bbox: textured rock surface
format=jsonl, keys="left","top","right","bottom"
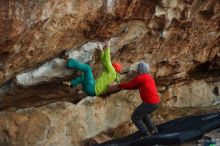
{"left": 0, "top": 0, "right": 220, "bottom": 145}
{"left": 15, "top": 42, "right": 100, "bottom": 87}
{"left": 0, "top": 91, "right": 141, "bottom": 146}
{"left": 1, "top": 94, "right": 220, "bottom": 146}
{"left": 0, "top": 0, "right": 219, "bottom": 109}
{"left": 161, "top": 80, "right": 220, "bottom": 107}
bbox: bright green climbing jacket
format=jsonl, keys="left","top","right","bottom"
{"left": 95, "top": 47, "right": 119, "bottom": 96}
{"left": 67, "top": 47, "right": 119, "bottom": 96}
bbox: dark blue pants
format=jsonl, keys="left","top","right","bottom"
{"left": 131, "top": 103, "right": 158, "bottom": 135}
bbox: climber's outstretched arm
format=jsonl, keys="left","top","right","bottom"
{"left": 100, "top": 41, "right": 114, "bottom": 73}
{"left": 100, "top": 84, "right": 121, "bottom": 98}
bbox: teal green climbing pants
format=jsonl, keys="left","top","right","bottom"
{"left": 66, "top": 59, "right": 95, "bottom": 96}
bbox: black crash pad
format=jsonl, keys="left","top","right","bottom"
{"left": 95, "top": 112, "right": 220, "bottom": 146}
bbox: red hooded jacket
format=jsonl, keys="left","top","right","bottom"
{"left": 119, "top": 74, "right": 160, "bottom": 104}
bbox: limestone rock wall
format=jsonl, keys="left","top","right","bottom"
{"left": 0, "top": 91, "right": 141, "bottom": 146}
{"left": 0, "top": 0, "right": 220, "bottom": 145}
{"left": 0, "top": 0, "right": 219, "bottom": 108}
{"left": 161, "top": 80, "right": 220, "bottom": 107}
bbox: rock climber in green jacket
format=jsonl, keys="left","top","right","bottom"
{"left": 62, "top": 41, "right": 122, "bottom": 96}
